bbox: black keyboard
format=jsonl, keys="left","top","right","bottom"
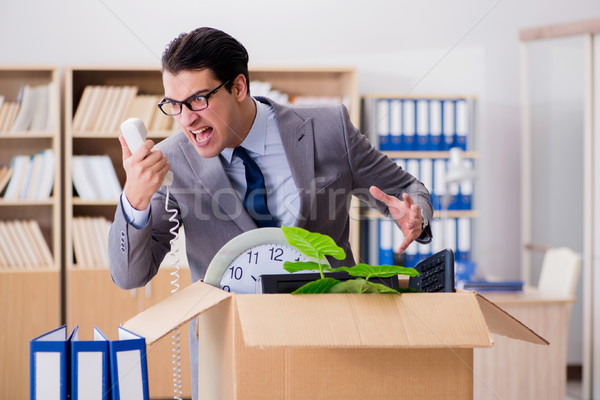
{"left": 408, "top": 249, "right": 455, "bottom": 292}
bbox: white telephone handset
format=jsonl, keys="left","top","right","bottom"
{"left": 120, "top": 117, "right": 174, "bottom": 187}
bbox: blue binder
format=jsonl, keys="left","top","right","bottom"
{"left": 455, "top": 99, "right": 469, "bottom": 151}
{"left": 378, "top": 219, "right": 394, "bottom": 266}
{"left": 71, "top": 326, "right": 110, "bottom": 400}
{"left": 108, "top": 327, "right": 149, "bottom": 400}
{"left": 30, "top": 325, "right": 74, "bottom": 400}
{"left": 429, "top": 99, "right": 443, "bottom": 150}
{"left": 389, "top": 99, "right": 403, "bottom": 150}
{"left": 376, "top": 99, "right": 392, "bottom": 150}
{"left": 442, "top": 99, "right": 455, "bottom": 150}
{"left": 416, "top": 99, "right": 430, "bottom": 151}
{"left": 402, "top": 99, "right": 416, "bottom": 151}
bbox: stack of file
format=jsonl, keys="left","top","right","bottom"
{"left": 0, "top": 219, "right": 53, "bottom": 269}
{"left": 1, "top": 150, "right": 55, "bottom": 201}
{"left": 367, "top": 97, "right": 471, "bottom": 152}
{"left": 30, "top": 325, "right": 149, "bottom": 400}
{"left": 0, "top": 82, "right": 56, "bottom": 133}
{"left": 72, "top": 85, "right": 177, "bottom": 134}
{"left": 71, "top": 155, "right": 122, "bottom": 201}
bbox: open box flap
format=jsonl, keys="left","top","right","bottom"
{"left": 122, "top": 281, "right": 231, "bottom": 345}
{"left": 475, "top": 293, "right": 549, "bottom": 345}
{"left": 234, "top": 292, "right": 494, "bottom": 348}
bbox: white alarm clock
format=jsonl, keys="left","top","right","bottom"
{"left": 204, "top": 228, "right": 325, "bottom": 294}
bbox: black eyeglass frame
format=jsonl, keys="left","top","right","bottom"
{"left": 157, "top": 80, "right": 231, "bottom": 116}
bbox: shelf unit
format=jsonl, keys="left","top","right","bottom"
{"left": 64, "top": 66, "right": 187, "bottom": 399}
{"left": 360, "top": 94, "right": 477, "bottom": 268}
{"left": 0, "top": 66, "right": 61, "bottom": 399}
{"left": 64, "top": 65, "right": 360, "bottom": 398}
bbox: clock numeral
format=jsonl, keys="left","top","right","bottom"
{"left": 229, "top": 266, "right": 243, "bottom": 280}
{"left": 246, "top": 251, "right": 258, "bottom": 264}
{"left": 269, "top": 247, "right": 284, "bottom": 262}
{"left": 222, "top": 285, "right": 231, "bottom": 292}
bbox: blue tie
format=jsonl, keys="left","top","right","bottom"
{"left": 233, "top": 146, "right": 277, "bottom": 227}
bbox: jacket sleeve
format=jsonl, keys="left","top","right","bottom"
{"left": 108, "top": 191, "right": 177, "bottom": 289}
{"left": 341, "top": 106, "right": 434, "bottom": 244}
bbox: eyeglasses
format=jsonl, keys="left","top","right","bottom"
{"left": 157, "top": 80, "right": 230, "bottom": 116}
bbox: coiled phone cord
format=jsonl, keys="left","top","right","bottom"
{"left": 165, "top": 184, "right": 183, "bottom": 400}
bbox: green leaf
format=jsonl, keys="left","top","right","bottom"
{"left": 283, "top": 261, "right": 320, "bottom": 273}
{"left": 327, "top": 264, "right": 419, "bottom": 279}
{"left": 328, "top": 279, "right": 404, "bottom": 294}
{"left": 292, "top": 278, "right": 341, "bottom": 294}
{"left": 327, "top": 279, "right": 375, "bottom": 293}
{"left": 282, "top": 226, "right": 346, "bottom": 260}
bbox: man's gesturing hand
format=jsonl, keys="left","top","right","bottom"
{"left": 369, "top": 185, "right": 424, "bottom": 254}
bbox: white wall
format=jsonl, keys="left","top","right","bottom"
{"left": 1, "top": 0, "right": 599, "bottom": 278}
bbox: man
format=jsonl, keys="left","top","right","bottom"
{"left": 109, "top": 27, "right": 433, "bottom": 398}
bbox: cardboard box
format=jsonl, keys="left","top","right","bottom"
{"left": 123, "top": 281, "right": 547, "bottom": 400}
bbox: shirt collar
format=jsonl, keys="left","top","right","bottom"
{"left": 221, "top": 98, "right": 268, "bottom": 164}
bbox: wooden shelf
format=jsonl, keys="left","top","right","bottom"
{"left": 0, "top": 66, "right": 61, "bottom": 269}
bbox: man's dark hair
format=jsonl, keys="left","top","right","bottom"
{"left": 161, "top": 27, "right": 250, "bottom": 94}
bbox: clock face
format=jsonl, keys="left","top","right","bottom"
{"left": 218, "top": 243, "right": 309, "bottom": 293}
{"left": 204, "top": 228, "right": 324, "bottom": 294}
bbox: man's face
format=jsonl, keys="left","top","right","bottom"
{"left": 162, "top": 69, "right": 246, "bottom": 158}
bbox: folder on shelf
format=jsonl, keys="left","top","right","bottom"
{"left": 448, "top": 174, "right": 460, "bottom": 210}
{"left": 419, "top": 159, "right": 433, "bottom": 201}
{"left": 30, "top": 325, "right": 74, "bottom": 400}
{"left": 442, "top": 99, "right": 455, "bottom": 150}
{"left": 406, "top": 159, "right": 420, "bottom": 183}
{"left": 459, "top": 159, "right": 474, "bottom": 209}
{"left": 375, "top": 99, "right": 391, "bottom": 150}
{"left": 404, "top": 240, "right": 419, "bottom": 269}
{"left": 429, "top": 99, "right": 443, "bottom": 150}
{"left": 108, "top": 326, "right": 149, "bottom": 400}
{"left": 71, "top": 326, "right": 110, "bottom": 400}
{"left": 378, "top": 219, "right": 394, "bottom": 266}
{"left": 432, "top": 159, "right": 447, "bottom": 210}
{"left": 456, "top": 217, "right": 471, "bottom": 262}
{"left": 389, "top": 99, "right": 403, "bottom": 150}
{"left": 455, "top": 99, "right": 469, "bottom": 151}
{"left": 3, "top": 155, "right": 28, "bottom": 201}
{"left": 443, "top": 218, "right": 457, "bottom": 254}
{"left": 416, "top": 99, "right": 430, "bottom": 151}
{"left": 402, "top": 99, "right": 416, "bottom": 150}
{"left": 430, "top": 219, "right": 444, "bottom": 255}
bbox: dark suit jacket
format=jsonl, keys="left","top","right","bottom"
{"left": 109, "top": 97, "right": 433, "bottom": 289}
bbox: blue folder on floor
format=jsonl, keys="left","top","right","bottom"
{"left": 30, "top": 325, "right": 74, "bottom": 400}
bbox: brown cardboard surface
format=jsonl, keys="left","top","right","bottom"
{"left": 122, "top": 282, "right": 549, "bottom": 400}
{"left": 228, "top": 305, "right": 475, "bottom": 400}
{"left": 475, "top": 293, "right": 549, "bottom": 345}
{"left": 234, "top": 292, "right": 493, "bottom": 348}
{"left": 123, "top": 279, "right": 230, "bottom": 344}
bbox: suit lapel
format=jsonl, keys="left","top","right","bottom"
{"left": 179, "top": 141, "right": 256, "bottom": 232}
{"left": 178, "top": 98, "right": 317, "bottom": 232}
{"left": 269, "top": 100, "right": 316, "bottom": 229}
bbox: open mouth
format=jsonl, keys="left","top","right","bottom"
{"left": 190, "top": 127, "right": 213, "bottom": 144}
